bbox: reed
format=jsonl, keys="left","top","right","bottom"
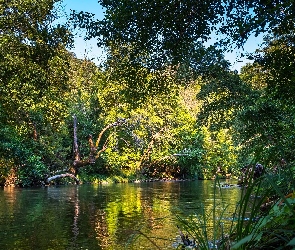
{"left": 177, "top": 165, "right": 295, "bottom": 249}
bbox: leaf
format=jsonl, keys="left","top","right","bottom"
{"left": 232, "top": 232, "right": 262, "bottom": 249}
{"left": 287, "top": 237, "right": 295, "bottom": 246}
{"left": 232, "top": 234, "right": 253, "bottom": 249}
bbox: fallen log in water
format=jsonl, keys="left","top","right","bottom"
{"left": 46, "top": 173, "right": 80, "bottom": 185}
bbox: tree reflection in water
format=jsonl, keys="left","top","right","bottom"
{"left": 0, "top": 180, "right": 241, "bottom": 249}
{"left": 70, "top": 186, "right": 80, "bottom": 248}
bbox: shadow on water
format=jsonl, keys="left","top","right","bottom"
{"left": 0, "top": 180, "right": 241, "bottom": 249}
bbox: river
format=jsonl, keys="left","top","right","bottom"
{"left": 0, "top": 180, "right": 241, "bottom": 249}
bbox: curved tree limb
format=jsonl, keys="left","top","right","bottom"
{"left": 95, "top": 133, "right": 112, "bottom": 159}
{"left": 46, "top": 173, "right": 80, "bottom": 185}
{"left": 95, "top": 119, "right": 127, "bottom": 148}
{"left": 71, "top": 117, "right": 127, "bottom": 175}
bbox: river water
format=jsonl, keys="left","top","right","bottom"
{"left": 0, "top": 180, "right": 241, "bottom": 249}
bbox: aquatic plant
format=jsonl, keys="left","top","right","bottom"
{"left": 177, "top": 165, "right": 295, "bottom": 249}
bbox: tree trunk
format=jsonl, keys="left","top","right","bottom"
{"left": 73, "top": 114, "right": 80, "bottom": 162}
{"left": 46, "top": 116, "right": 127, "bottom": 184}
{"left": 46, "top": 173, "right": 80, "bottom": 185}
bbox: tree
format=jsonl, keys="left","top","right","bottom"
{"left": 0, "top": 0, "right": 74, "bottom": 186}
{"left": 196, "top": 31, "right": 295, "bottom": 168}
{"left": 237, "top": 34, "right": 295, "bottom": 165}
{"left": 0, "top": 0, "right": 73, "bottom": 135}
{"left": 71, "top": 0, "right": 224, "bottom": 68}
{"left": 45, "top": 115, "right": 128, "bottom": 184}
{"left": 71, "top": 0, "right": 295, "bottom": 70}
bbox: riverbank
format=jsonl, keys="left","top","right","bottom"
{"left": 2, "top": 171, "right": 239, "bottom": 187}
{"left": 62, "top": 175, "right": 199, "bottom": 186}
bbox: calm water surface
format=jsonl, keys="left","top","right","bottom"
{"left": 0, "top": 180, "right": 241, "bottom": 249}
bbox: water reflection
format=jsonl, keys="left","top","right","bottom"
{"left": 0, "top": 180, "right": 241, "bottom": 249}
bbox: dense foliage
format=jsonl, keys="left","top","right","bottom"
{"left": 0, "top": 0, "right": 294, "bottom": 191}
{"left": 1, "top": 0, "right": 295, "bottom": 249}
{"left": 0, "top": 0, "right": 73, "bottom": 186}
{"left": 71, "top": 0, "right": 295, "bottom": 69}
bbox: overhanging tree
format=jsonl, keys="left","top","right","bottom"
{"left": 71, "top": 0, "right": 295, "bottom": 70}
{"left": 0, "top": 0, "right": 74, "bottom": 186}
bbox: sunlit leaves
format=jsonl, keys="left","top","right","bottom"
{"left": 201, "top": 127, "right": 237, "bottom": 178}
{"left": 0, "top": 0, "right": 74, "bottom": 185}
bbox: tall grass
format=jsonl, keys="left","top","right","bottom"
{"left": 176, "top": 177, "right": 233, "bottom": 249}
{"left": 177, "top": 165, "right": 295, "bottom": 249}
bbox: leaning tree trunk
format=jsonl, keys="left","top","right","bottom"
{"left": 45, "top": 115, "right": 127, "bottom": 185}
{"left": 46, "top": 173, "right": 80, "bottom": 184}
{"left": 69, "top": 114, "right": 90, "bottom": 176}
{"left": 70, "top": 115, "right": 125, "bottom": 175}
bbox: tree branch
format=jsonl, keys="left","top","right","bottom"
{"left": 95, "top": 119, "right": 127, "bottom": 148}
{"left": 46, "top": 173, "right": 80, "bottom": 185}
{"left": 95, "top": 133, "right": 112, "bottom": 159}
{"left": 73, "top": 114, "right": 80, "bottom": 161}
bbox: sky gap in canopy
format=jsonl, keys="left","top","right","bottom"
{"left": 59, "top": 0, "right": 264, "bottom": 72}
